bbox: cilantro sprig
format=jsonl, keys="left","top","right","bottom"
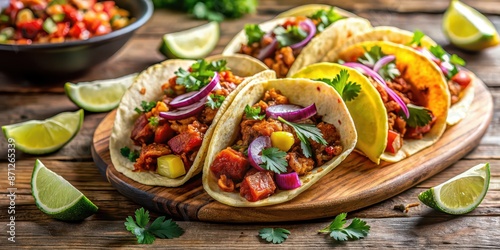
{"left": 408, "top": 29, "right": 426, "bottom": 47}
{"left": 259, "top": 228, "right": 291, "bottom": 244}
{"left": 278, "top": 117, "right": 327, "bottom": 158}
{"left": 401, "top": 104, "right": 433, "bottom": 128}
{"left": 244, "top": 24, "right": 265, "bottom": 44}
{"left": 175, "top": 59, "right": 228, "bottom": 92}
{"left": 274, "top": 25, "right": 308, "bottom": 48}
{"left": 125, "top": 208, "right": 184, "bottom": 244}
{"left": 244, "top": 104, "right": 265, "bottom": 120}
{"left": 120, "top": 147, "right": 140, "bottom": 162}
{"left": 308, "top": 7, "right": 343, "bottom": 32}
{"left": 358, "top": 46, "right": 400, "bottom": 80}
{"left": 260, "top": 147, "right": 288, "bottom": 174}
{"left": 318, "top": 213, "right": 370, "bottom": 241}
{"left": 148, "top": 116, "right": 159, "bottom": 126}
{"left": 135, "top": 101, "right": 156, "bottom": 114}
{"left": 315, "top": 69, "right": 361, "bottom": 102}
{"left": 206, "top": 94, "right": 226, "bottom": 109}
{"left": 429, "top": 45, "right": 466, "bottom": 79}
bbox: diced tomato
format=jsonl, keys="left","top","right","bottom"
{"left": 167, "top": 130, "right": 203, "bottom": 154}
{"left": 68, "top": 21, "right": 89, "bottom": 39}
{"left": 385, "top": 130, "right": 402, "bottom": 154}
{"left": 93, "top": 23, "right": 111, "bottom": 36}
{"left": 101, "top": 1, "right": 116, "bottom": 15}
{"left": 240, "top": 170, "right": 276, "bottom": 202}
{"left": 51, "top": 22, "right": 70, "bottom": 38}
{"left": 154, "top": 123, "right": 175, "bottom": 144}
{"left": 210, "top": 147, "right": 249, "bottom": 182}
{"left": 452, "top": 70, "right": 472, "bottom": 87}
{"left": 17, "top": 19, "right": 42, "bottom": 39}
{"left": 6, "top": 0, "right": 24, "bottom": 22}
{"left": 62, "top": 4, "right": 83, "bottom": 23}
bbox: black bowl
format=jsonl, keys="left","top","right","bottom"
{"left": 0, "top": 0, "right": 153, "bottom": 76}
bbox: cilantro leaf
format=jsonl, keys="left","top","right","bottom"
{"left": 278, "top": 117, "right": 327, "bottom": 158}
{"left": 309, "top": 7, "right": 343, "bottom": 32}
{"left": 401, "top": 104, "right": 433, "bottom": 128}
{"left": 175, "top": 59, "right": 228, "bottom": 92}
{"left": 450, "top": 54, "right": 466, "bottom": 66}
{"left": 244, "top": 104, "right": 265, "bottom": 120}
{"left": 408, "top": 29, "right": 426, "bottom": 46}
{"left": 315, "top": 69, "right": 361, "bottom": 102}
{"left": 259, "top": 228, "right": 291, "bottom": 244}
{"left": 274, "top": 25, "right": 308, "bottom": 48}
{"left": 206, "top": 94, "right": 226, "bottom": 109}
{"left": 358, "top": 46, "right": 400, "bottom": 80}
{"left": 429, "top": 45, "right": 446, "bottom": 59}
{"left": 135, "top": 101, "right": 156, "bottom": 114}
{"left": 318, "top": 212, "right": 370, "bottom": 241}
{"left": 244, "top": 24, "right": 265, "bottom": 44}
{"left": 260, "top": 147, "right": 288, "bottom": 174}
{"left": 120, "top": 147, "right": 140, "bottom": 162}
{"left": 148, "top": 116, "right": 159, "bottom": 126}
{"left": 125, "top": 208, "right": 184, "bottom": 244}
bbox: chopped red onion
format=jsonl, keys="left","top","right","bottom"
{"left": 257, "top": 36, "right": 277, "bottom": 60}
{"left": 248, "top": 136, "right": 271, "bottom": 171}
{"left": 169, "top": 72, "right": 220, "bottom": 108}
{"left": 266, "top": 103, "right": 317, "bottom": 122}
{"left": 275, "top": 172, "right": 301, "bottom": 190}
{"left": 159, "top": 97, "right": 207, "bottom": 120}
{"left": 372, "top": 55, "right": 396, "bottom": 73}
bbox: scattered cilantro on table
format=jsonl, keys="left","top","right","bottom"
{"left": 125, "top": 208, "right": 184, "bottom": 244}
{"left": 151, "top": 0, "right": 258, "bottom": 21}
{"left": 259, "top": 228, "right": 291, "bottom": 244}
{"left": 318, "top": 213, "right": 370, "bottom": 241}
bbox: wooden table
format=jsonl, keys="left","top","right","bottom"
{"left": 1, "top": 0, "right": 499, "bottom": 248}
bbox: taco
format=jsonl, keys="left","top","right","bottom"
{"left": 202, "top": 78, "right": 357, "bottom": 207}
{"left": 322, "top": 26, "right": 474, "bottom": 125}
{"left": 109, "top": 54, "right": 275, "bottom": 187}
{"left": 222, "top": 7, "right": 372, "bottom": 78}
{"left": 298, "top": 41, "right": 450, "bottom": 163}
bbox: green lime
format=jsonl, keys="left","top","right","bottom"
{"left": 65, "top": 73, "right": 137, "bottom": 112}
{"left": 159, "top": 21, "right": 219, "bottom": 59}
{"left": 2, "top": 110, "right": 84, "bottom": 155}
{"left": 31, "top": 159, "right": 98, "bottom": 221}
{"left": 418, "top": 163, "right": 490, "bottom": 215}
{"left": 443, "top": 0, "right": 499, "bottom": 51}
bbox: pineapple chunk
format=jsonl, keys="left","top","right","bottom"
{"left": 271, "top": 131, "right": 295, "bottom": 152}
{"left": 157, "top": 155, "right": 186, "bottom": 178}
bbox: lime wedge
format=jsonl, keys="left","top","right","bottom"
{"left": 2, "top": 110, "right": 84, "bottom": 155}
{"left": 65, "top": 73, "right": 137, "bottom": 112}
{"left": 443, "top": 0, "right": 499, "bottom": 51}
{"left": 418, "top": 163, "right": 490, "bottom": 215}
{"left": 159, "top": 21, "right": 219, "bottom": 59}
{"left": 31, "top": 159, "right": 98, "bottom": 221}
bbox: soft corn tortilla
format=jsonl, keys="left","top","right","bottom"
{"left": 222, "top": 15, "right": 372, "bottom": 78}
{"left": 322, "top": 26, "right": 474, "bottom": 126}
{"left": 202, "top": 78, "right": 358, "bottom": 207}
{"left": 331, "top": 41, "right": 450, "bottom": 162}
{"left": 276, "top": 4, "right": 357, "bottom": 19}
{"left": 292, "top": 63, "right": 388, "bottom": 164}
{"left": 109, "top": 54, "right": 276, "bottom": 187}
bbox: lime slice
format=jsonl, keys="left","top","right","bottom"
{"left": 443, "top": 0, "right": 499, "bottom": 51}
{"left": 159, "top": 21, "right": 219, "bottom": 59}
{"left": 65, "top": 73, "right": 137, "bottom": 112}
{"left": 31, "top": 159, "right": 98, "bottom": 221}
{"left": 418, "top": 163, "right": 490, "bottom": 215}
{"left": 2, "top": 110, "right": 84, "bottom": 155}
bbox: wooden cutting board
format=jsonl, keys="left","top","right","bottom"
{"left": 91, "top": 78, "right": 493, "bottom": 223}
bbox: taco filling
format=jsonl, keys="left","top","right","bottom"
{"left": 409, "top": 31, "right": 472, "bottom": 105}
{"left": 209, "top": 88, "right": 343, "bottom": 202}
{"left": 342, "top": 46, "right": 436, "bottom": 154}
{"left": 239, "top": 8, "right": 344, "bottom": 78}
{"left": 123, "top": 59, "right": 248, "bottom": 178}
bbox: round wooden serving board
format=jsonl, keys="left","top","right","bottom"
{"left": 91, "top": 78, "right": 493, "bottom": 223}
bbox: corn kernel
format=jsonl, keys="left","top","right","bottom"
{"left": 271, "top": 131, "right": 295, "bottom": 152}
{"left": 157, "top": 155, "right": 186, "bottom": 178}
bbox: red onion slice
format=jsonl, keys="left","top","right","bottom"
{"left": 289, "top": 19, "right": 317, "bottom": 50}
{"left": 257, "top": 36, "right": 278, "bottom": 61}
{"left": 343, "top": 62, "right": 410, "bottom": 118}
{"left": 275, "top": 172, "right": 301, "bottom": 190}
{"left": 159, "top": 97, "right": 207, "bottom": 120}
{"left": 169, "top": 72, "right": 220, "bottom": 108}
{"left": 266, "top": 103, "right": 317, "bottom": 122}
{"left": 372, "top": 55, "right": 396, "bottom": 73}
{"left": 248, "top": 136, "right": 271, "bottom": 171}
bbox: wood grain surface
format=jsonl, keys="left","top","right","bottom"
{"left": 91, "top": 78, "right": 493, "bottom": 222}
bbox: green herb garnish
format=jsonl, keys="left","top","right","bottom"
{"left": 278, "top": 117, "right": 327, "bottom": 158}
{"left": 408, "top": 29, "right": 426, "bottom": 47}
{"left": 206, "top": 94, "right": 226, "bottom": 109}
{"left": 120, "top": 147, "right": 140, "bottom": 162}
{"left": 315, "top": 69, "right": 361, "bottom": 102}
{"left": 175, "top": 59, "right": 228, "bottom": 92}
{"left": 260, "top": 147, "right": 288, "bottom": 174}
{"left": 244, "top": 24, "right": 265, "bottom": 44}
{"left": 135, "top": 101, "right": 156, "bottom": 114}
{"left": 259, "top": 228, "right": 291, "bottom": 244}
{"left": 358, "top": 46, "right": 400, "bottom": 80}
{"left": 318, "top": 213, "right": 370, "bottom": 241}
{"left": 429, "top": 45, "right": 466, "bottom": 78}
{"left": 244, "top": 104, "right": 265, "bottom": 120}
{"left": 125, "top": 208, "right": 184, "bottom": 244}
{"left": 401, "top": 104, "right": 433, "bottom": 128}
{"left": 274, "top": 25, "right": 308, "bottom": 48}
{"left": 148, "top": 116, "right": 159, "bottom": 126}
{"left": 309, "top": 7, "right": 343, "bottom": 32}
